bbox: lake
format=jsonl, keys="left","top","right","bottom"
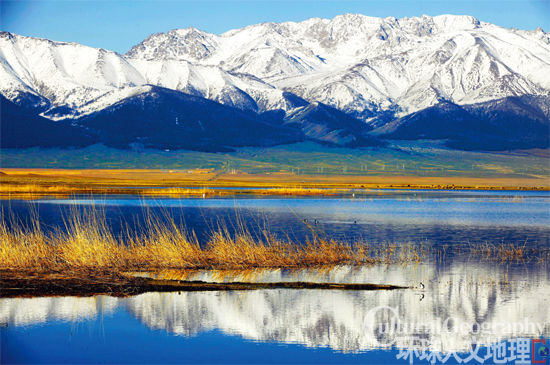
{"left": 1, "top": 189, "right": 549, "bottom": 364}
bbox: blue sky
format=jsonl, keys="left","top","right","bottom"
{"left": 1, "top": 0, "right": 549, "bottom": 53}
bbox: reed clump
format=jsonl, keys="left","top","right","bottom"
{"left": 0, "top": 210, "right": 420, "bottom": 273}
{"left": 0, "top": 184, "right": 78, "bottom": 199}
{"left": 0, "top": 182, "right": 467, "bottom": 199}
{"left": 469, "top": 244, "right": 550, "bottom": 263}
{"left": 0, "top": 218, "right": 53, "bottom": 271}
{"left": 139, "top": 187, "right": 217, "bottom": 197}
{"left": 0, "top": 183, "right": 349, "bottom": 199}
{"left": 4, "top": 209, "right": 541, "bottom": 275}
{"left": 254, "top": 187, "right": 341, "bottom": 196}
{"left": 0, "top": 184, "right": 77, "bottom": 194}
{"left": 140, "top": 187, "right": 345, "bottom": 197}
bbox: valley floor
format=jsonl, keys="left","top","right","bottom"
{"left": 1, "top": 142, "right": 548, "bottom": 188}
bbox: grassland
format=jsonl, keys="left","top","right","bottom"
{"left": 1, "top": 142, "right": 549, "bottom": 179}
{"left": 0, "top": 168, "right": 548, "bottom": 199}
{"left": 2, "top": 141, "right": 549, "bottom": 194}
{"left": 0, "top": 181, "right": 351, "bottom": 199}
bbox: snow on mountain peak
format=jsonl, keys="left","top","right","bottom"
{"left": 126, "top": 27, "right": 218, "bottom": 61}
{"left": 1, "top": 14, "right": 549, "bottom": 122}
{"left": 432, "top": 14, "right": 480, "bottom": 31}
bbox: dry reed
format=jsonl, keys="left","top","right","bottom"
{"left": 467, "top": 242, "right": 540, "bottom": 263}
{"left": 0, "top": 184, "right": 347, "bottom": 199}
{"left": 2, "top": 208, "right": 544, "bottom": 275}
{"left": 0, "top": 208, "right": 421, "bottom": 273}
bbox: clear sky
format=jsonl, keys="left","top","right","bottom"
{"left": 1, "top": 0, "right": 549, "bottom": 54}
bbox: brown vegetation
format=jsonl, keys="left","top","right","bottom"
{"left": 468, "top": 243, "right": 550, "bottom": 263}
{"left": 0, "top": 183, "right": 346, "bottom": 199}
{"left": 0, "top": 209, "right": 426, "bottom": 274}
{"left": 1, "top": 198, "right": 546, "bottom": 297}
{"left": 2, "top": 206, "right": 544, "bottom": 276}
{"left": 1, "top": 168, "right": 547, "bottom": 195}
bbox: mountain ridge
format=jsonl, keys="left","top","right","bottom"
{"left": 2, "top": 14, "right": 549, "bottom": 121}
{"left": 1, "top": 14, "right": 549, "bottom": 151}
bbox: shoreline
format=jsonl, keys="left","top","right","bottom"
{"left": 0, "top": 271, "right": 409, "bottom": 298}
{"left": 2, "top": 169, "right": 547, "bottom": 299}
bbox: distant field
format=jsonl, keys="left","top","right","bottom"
{"left": 1, "top": 167, "right": 548, "bottom": 191}
{"left": 0, "top": 142, "right": 548, "bottom": 189}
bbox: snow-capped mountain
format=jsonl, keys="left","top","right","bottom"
{"left": 0, "top": 31, "right": 143, "bottom": 113}
{"left": 0, "top": 29, "right": 304, "bottom": 120}
{"left": 1, "top": 14, "right": 549, "bottom": 151}
{"left": 2, "top": 14, "right": 549, "bottom": 120}
{"left": 126, "top": 14, "right": 550, "bottom": 118}
{"left": 0, "top": 86, "right": 307, "bottom": 151}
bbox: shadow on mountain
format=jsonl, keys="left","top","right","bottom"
{"left": 3, "top": 89, "right": 547, "bottom": 152}
{"left": 0, "top": 95, "right": 94, "bottom": 148}
{"left": 374, "top": 95, "right": 550, "bottom": 151}
{"left": 70, "top": 86, "right": 305, "bottom": 152}
{"left": 283, "top": 102, "right": 385, "bottom": 147}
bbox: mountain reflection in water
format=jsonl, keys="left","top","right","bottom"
{"left": 1, "top": 262, "right": 548, "bottom": 354}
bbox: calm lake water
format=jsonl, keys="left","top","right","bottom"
{"left": 3, "top": 189, "right": 550, "bottom": 248}
{"left": 1, "top": 189, "right": 549, "bottom": 364}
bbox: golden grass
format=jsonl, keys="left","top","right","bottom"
{"left": 254, "top": 187, "right": 341, "bottom": 196}
{"left": 466, "top": 243, "right": 548, "bottom": 263}
{"left": 0, "top": 184, "right": 76, "bottom": 193}
{"left": 0, "top": 183, "right": 80, "bottom": 199}
{"left": 145, "top": 187, "right": 210, "bottom": 195}
{"left": 2, "top": 168, "right": 548, "bottom": 191}
{"left": 0, "top": 183, "right": 350, "bottom": 199}
{"left": 142, "top": 187, "right": 342, "bottom": 197}
{"left": 0, "top": 209, "right": 417, "bottom": 273}
{"left": 1, "top": 208, "right": 545, "bottom": 275}
{"left": 0, "top": 183, "right": 346, "bottom": 198}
